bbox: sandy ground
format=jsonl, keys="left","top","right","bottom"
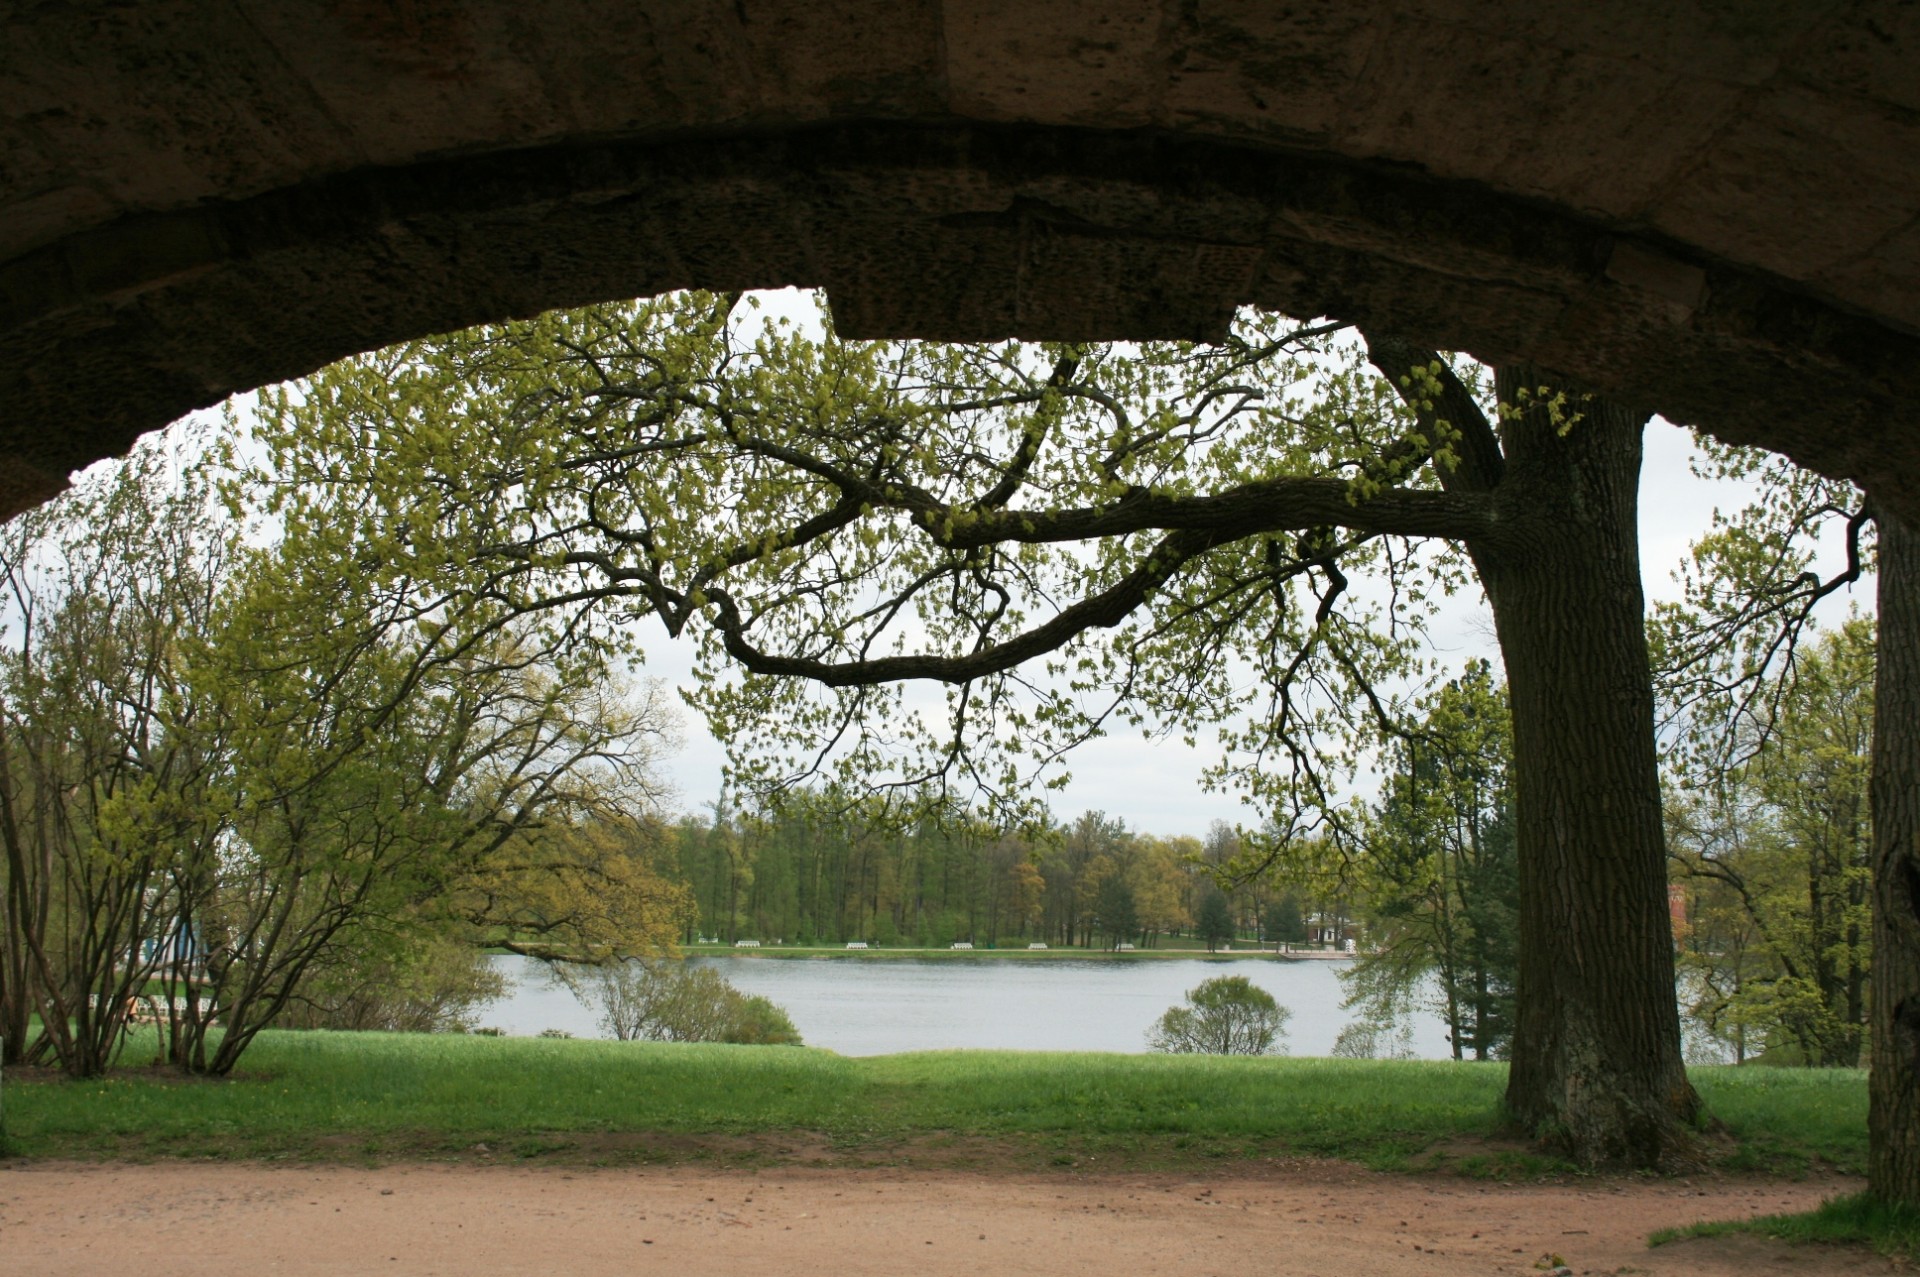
{"left": 0, "top": 1159, "right": 1894, "bottom": 1276}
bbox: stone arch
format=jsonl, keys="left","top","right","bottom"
{"left": 5, "top": 4, "right": 1918, "bottom": 515}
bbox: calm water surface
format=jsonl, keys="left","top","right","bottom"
{"left": 479, "top": 954, "right": 1456, "bottom": 1058}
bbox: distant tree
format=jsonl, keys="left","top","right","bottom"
{"left": 994, "top": 846, "right": 1047, "bottom": 944}
{"left": 1148, "top": 975, "right": 1290, "bottom": 1055}
{"left": 729, "top": 992, "right": 805, "bottom": 1044}
{"left": 1349, "top": 660, "right": 1518, "bottom": 1060}
{"left": 1128, "top": 835, "right": 1196, "bottom": 948}
{"left": 1263, "top": 896, "right": 1307, "bottom": 949}
{"left": 1197, "top": 890, "right": 1235, "bottom": 952}
{"left": 1041, "top": 812, "right": 1129, "bottom": 947}
{"left": 1093, "top": 874, "right": 1139, "bottom": 950}
{"left": 1666, "top": 618, "right": 1872, "bottom": 1066}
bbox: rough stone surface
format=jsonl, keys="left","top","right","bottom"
{"left": 3, "top": 3, "right": 1919, "bottom": 516}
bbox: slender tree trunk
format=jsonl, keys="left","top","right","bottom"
{"left": 1871, "top": 512, "right": 1920, "bottom": 1204}
{"left": 1472, "top": 961, "right": 1493, "bottom": 1062}
{"left": 1473, "top": 371, "right": 1699, "bottom": 1166}
{"left": 0, "top": 727, "right": 37, "bottom": 1065}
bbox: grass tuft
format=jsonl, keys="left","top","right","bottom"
{"left": 1650, "top": 1191, "right": 1920, "bottom": 1259}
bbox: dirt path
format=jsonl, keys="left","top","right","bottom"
{"left": 0, "top": 1159, "right": 1891, "bottom": 1276}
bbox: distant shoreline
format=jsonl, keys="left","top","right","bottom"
{"left": 679, "top": 944, "right": 1354, "bottom": 963}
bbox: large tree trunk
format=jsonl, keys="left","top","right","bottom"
{"left": 1473, "top": 370, "right": 1699, "bottom": 1166}
{"left": 1871, "top": 512, "right": 1920, "bottom": 1204}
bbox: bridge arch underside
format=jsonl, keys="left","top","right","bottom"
{"left": 9, "top": 2, "right": 1920, "bottom": 516}
{"left": 14, "top": 121, "right": 1920, "bottom": 519}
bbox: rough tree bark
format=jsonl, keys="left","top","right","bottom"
{"left": 1363, "top": 340, "right": 1701, "bottom": 1165}
{"left": 1872, "top": 511, "right": 1920, "bottom": 1204}
{"left": 1471, "top": 367, "right": 1700, "bottom": 1165}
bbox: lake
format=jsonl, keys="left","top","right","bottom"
{"left": 477, "top": 954, "right": 1458, "bottom": 1058}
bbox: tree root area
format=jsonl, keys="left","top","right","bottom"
{"left": 0, "top": 1158, "right": 1889, "bottom": 1275}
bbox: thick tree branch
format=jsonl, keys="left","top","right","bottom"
{"left": 704, "top": 526, "right": 1235, "bottom": 687}
{"left": 1360, "top": 331, "right": 1505, "bottom": 494}
{"left": 944, "top": 475, "right": 1493, "bottom": 548}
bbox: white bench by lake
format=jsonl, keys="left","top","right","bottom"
{"left": 950, "top": 941, "right": 973, "bottom": 950}
{"left": 734, "top": 939, "right": 761, "bottom": 948}
{"left": 845, "top": 941, "right": 869, "bottom": 949}
{"left": 1115, "top": 943, "right": 1135, "bottom": 951}
{"left": 1027, "top": 943, "right": 1048, "bottom": 950}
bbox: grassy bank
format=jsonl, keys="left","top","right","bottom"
{"left": 1, "top": 1028, "right": 1865, "bottom": 1176}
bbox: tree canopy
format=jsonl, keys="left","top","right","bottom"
{"left": 248, "top": 294, "right": 1462, "bottom": 834}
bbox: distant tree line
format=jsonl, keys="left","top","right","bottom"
{"left": 670, "top": 791, "right": 1340, "bottom": 954}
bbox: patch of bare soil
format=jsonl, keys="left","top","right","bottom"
{"left": 0, "top": 1158, "right": 1892, "bottom": 1276}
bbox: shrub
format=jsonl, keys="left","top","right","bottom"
{"left": 555, "top": 959, "right": 803, "bottom": 1045}
{"left": 276, "top": 935, "right": 507, "bottom": 1034}
{"left": 1330, "top": 1018, "right": 1416, "bottom": 1060}
{"left": 727, "top": 994, "right": 803, "bottom": 1045}
{"left": 1148, "top": 975, "right": 1290, "bottom": 1055}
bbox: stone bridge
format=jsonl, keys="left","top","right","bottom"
{"left": 4, "top": 3, "right": 1917, "bottom": 516}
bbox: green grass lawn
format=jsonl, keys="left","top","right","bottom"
{"left": 0, "top": 1027, "right": 1866, "bottom": 1177}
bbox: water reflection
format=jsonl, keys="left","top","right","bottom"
{"left": 478, "top": 955, "right": 1457, "bottom": 1058}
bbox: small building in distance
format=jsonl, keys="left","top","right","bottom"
{"left": 1305, "top": 914, "right": 1359, "bottom": 950}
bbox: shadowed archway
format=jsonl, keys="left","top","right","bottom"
{"left": 4, "top": 3, "right": 1918, "bottom": 513}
